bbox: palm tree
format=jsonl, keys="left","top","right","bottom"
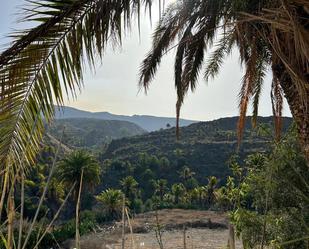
{"left": 206, "top": 176, "right": 218, "bottom": 207}
{"left": 179, "top": 166, "right": 195, "bottom": 183}
{"left": 58, "top": 150, "right": 100, "bottom": 200}
{"left": 139, "top": 0, "right": 309, "bottom": 161}
{"left": 171, "top": 183, "right": 185, "bottom": 205}
{"left": 57, "top": 150, "right": 100, "bottom": 249}
{"left": 153, "top": 179, "right": 168, "bottom": 202}
{"left": 96, "top": 189, "right": 124, "bottom": 219}
{"left": 194, "top": 186, "right": 207, "bottom": 207}
{"left": 119, "top": 176, "right": 138, "bottom": 202}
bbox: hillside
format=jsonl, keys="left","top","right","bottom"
{"left": 55, "top": 106, "right": 197, "bottom": 131}
{"left": 48, "top": 118, "right": 146, "bottom": 149}
{"left": 99, "top": 116, "right": 293, "bottom": 187}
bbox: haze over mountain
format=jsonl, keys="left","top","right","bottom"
{"left": 55, "top": 106, "right": 197, "bottom": 131}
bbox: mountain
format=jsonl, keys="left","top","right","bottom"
{"left": 48, "top": 118, "right": 146, "bottom": 149}
{"left": 99, "top": 116, "right": 293, "bottom": 186}
{"left": 55, "top": 106, "right": 197, "bottom": 131}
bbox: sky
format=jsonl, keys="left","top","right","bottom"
{"left": 0, "top": 0, "right": 291, "bottom": 121}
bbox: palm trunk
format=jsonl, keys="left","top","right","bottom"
{"left": 7, "top": 191, "right": 15, "bottom": 249}
{"left": 76, "top": 169, "right": 84, "bottom": 249}
{"left": 273, "top": 63, "right": 309, "bottom": 163}
{"left": 0, "top": 166, "right": 9, "bottom": 221}
{"left": 121, "top": 194, "right": 126, "bottom": 249}
{"left": 17, "top": 174, "right": 25, "bottom": 249}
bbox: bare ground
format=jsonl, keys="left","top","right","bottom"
{"left": 64, "top": 209, "right": 243, "bottom": 249}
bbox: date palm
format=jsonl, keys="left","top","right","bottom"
{"left": 96, "top": 188, "right": 124, "bottom": 219}
{"left": 139, "top": 0, "right": 309, "bottom": 161}
{"left": 58, "top": 150, "right": 100, "bottom": 200}
{"left": 153, "top": 179, "right": 168, "bottom": 202}
{"left": 171, "top": 183, "right": 185, "bottom": 204}
{"left": 57, "top": 150, "right": 100, "bottom": 249}
{"left": 179, "top": 166, "right": 195, "bottom": 183}
{"left": 120, "top": 176, "right": 138, "bottom": 202}
{"left": 206, "top": 176, "right": 218, "bottom": 207}
{"left": 0, "top": 0, "right": 307, "bottom": 210}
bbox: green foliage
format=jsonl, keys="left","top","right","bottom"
{"left": 96, "top": 189, "right": 124, "bottom": 220}
{"left": 153, "top": 179, "right": 168, "bottom": 202}
{"left": 220, "top": 132, "right": 309, "bottom": 249}
{"left": 57, "top": 150, "right": 101, "bottom": 199}
{"left": 52, "top": 210, "right": 97, "bottom": 246}
{"left": 171, "top": 183, "right": 185, "bottom": 205}
{"left": 102, "top": 117, "right": 292, "bottom": 186}
{"left": 49, "top": 118, "right": 145, "bottom": 149}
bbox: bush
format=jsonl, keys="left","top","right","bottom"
{"left": 53, "top": 210, "right": 97, "bottom": 243}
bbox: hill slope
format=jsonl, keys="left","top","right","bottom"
{"left": 55, "top": 106, "right": 197, "bottom": 131}
{"left": 100, "top": 116, "right": 292, "bottom": 184}
{"left": 48, "top": 118, "right": 146, "bottom": 149}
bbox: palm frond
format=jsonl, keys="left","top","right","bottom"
{"left": 251, "top": 61, "right": 267, "bottom": 128}
{"left": 271, "top": 72, "right": 283, "bottom": 141}
{"left": 139, "top": 2, "right": 187, "bottom": 90}
{"left": 204, "top": 30, "right": 235, "bottom": 82}
{"left": 0, "top": 0, "right": 151, "bottom": 174}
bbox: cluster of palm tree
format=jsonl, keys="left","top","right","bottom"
{"left": 149, "top": 173, "right": 219, "bottom": 209}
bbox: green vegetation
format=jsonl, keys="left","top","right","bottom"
{"left": 48, "top": 118, "right": 146, "bottom": 149}
{"left": 57, "top": 150, "right": 100, "bottom": 249}
{"left": 100, "top": 117, "right": 292, "bottom": 184}
{"left": 218, "top": 131, "right": 309, "bottom": 248}
{"left": 96, "top": 189, "right": 124, "bottom": 220}
{"left": 1, "top": 116, "right": 306, "bottom": 249}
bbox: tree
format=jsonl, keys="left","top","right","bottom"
{"left": 179, "top": 166, "right": 195, "bottom": 183}
{"left": 96, "top": 189, "right": 124, "bottom": 220}
{"left": 171, "top": 183, "right": 185, "bottom": 205}
{"left": 57, "top": 150, "right": 100, "bottom": 249}
{"left": 153, "top": 179, "right": 168, "bottom": 202}
{"left": 139, "top": 0, "right": 309, "bottom": 161}
{"left": 206, "top": 176, "right": 218, "bottom": 207}
{"left": 120, "top": 176, "right": 138, "bottom": 202}
{"left": 58, "top": 150, "right": 100, "bottom": 201}
{"left": 194, "top": 186, "right": 207, "bottom": 207}
{"left": 223, "top": 132, "right": 309, "bottom": 249}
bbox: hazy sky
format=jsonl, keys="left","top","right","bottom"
{"left": 0, "top": 0, "right": 291, "bottom": 121}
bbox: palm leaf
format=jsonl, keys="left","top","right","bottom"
{"left": 0, "top": 0, "right": 151, "bottom": 175}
